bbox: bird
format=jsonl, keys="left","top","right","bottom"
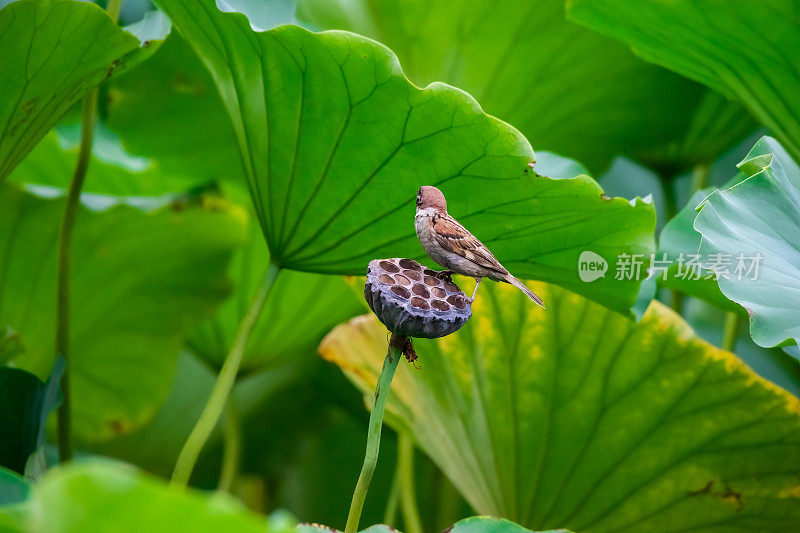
{"left": 414, "top": 185, "right": 544, "bottom": 307}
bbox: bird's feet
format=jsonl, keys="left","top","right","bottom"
{"left": 467, "top": 278, "right": 483, "bottom": 302}
{"left": 435, "top": 270, "right": 455, "bottom": 281}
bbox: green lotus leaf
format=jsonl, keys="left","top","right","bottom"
{"left": 0, "top": 358, "right": 62, "bottom": 478}
{"left": 154, "top": 0, "right": 656, "bottom": 315}
{"left": 296, "top": 517, "right": 568, "bottom": 533}
{"left": 0, "top": 0, "right": 141, "bottom": 181}
{"left": 17, "top": 459, "right": 295, "bottom": 532}
{"left": 656, "top": 189, "right": 741, "bottom": 312}
{"left": 105, "top": 11, "right": 597, "bottom": 185}
{"left": 450, "top": 517, "right": 569, "bottom": 533}
{"left": 694, "top": 136, "right": 800, "bottom": 348}
{"left": 105, "top": 4, "right": 296, "bottom": 182}
{"left": 321, "top": 282, "right": 800, "bottom": 531}
{"left": 106, "top": 32, "right": 243, "bottom": 183}
{"left": 0, "top": 184, "right": 244, "bottom": 441}
{"left": 297, "top": 0, "right": 754, "bottom": 174}
{"left": 122, "top": 8, "right": 172, "bottom": 45}
{"left": 653, "top": 136, "right": 783, "bottom": 317}
{"left": 567, "top": 0, "right": 800, "bottom": 163}
{"left": 296, "top": 525, "right": 396, "bottom": 533}
{"left": 0, "top": 467, "right": 30, "bottom": 507}
{"left": 0, "top": 466, "right": 30, "bottom": 532}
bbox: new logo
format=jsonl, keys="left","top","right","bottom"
{"left": 578, "top": 251, "right": 607, "bottom": 282}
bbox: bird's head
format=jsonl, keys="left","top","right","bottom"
{"left": 417, "top": 186, "right": 447, "bottom": 213}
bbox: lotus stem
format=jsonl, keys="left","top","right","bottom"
{"left": 670, "top": 291, "right": 684, "bottom": 315}
{"left": 722, "top": 312, "right": 741, "bottom": 352}
{"left": 218, "top": 399, "right": 241, "bottom": 493}
{"left": 104, "top": 0, "right": 122, "bottom": 21}
{"left": 345, "top": 335, "right": 403, "bottom": 533}
{"left": 171, "top": 263, "right": 280, "bottom": 487}
{"left": 55, "top": 0, "right": 122, "bottom": 463}
{"left": 691, "top": 163, "right": 710, "bottom": 192}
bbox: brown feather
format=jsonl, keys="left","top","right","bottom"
{"left": 431, "top": 214, "right": 509, "bottom": 276}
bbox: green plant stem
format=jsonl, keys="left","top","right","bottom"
{"left": 722, "top": 312, "right": 741, "bottom": 352}
{"left": 218, "top": 399, "right": 241, "bottom": 493}
{"left": 345, "top": 339, "right": 403, "bottom": 533}
{"left": 382, "top": 456, "right": 401, "bottom": 526}
{"left": 670, "top": 291, "right": 684, "bottom": 315}
{"left": 662, "top": 176, "right": 685, "bottom": 315}
{"left": 55, "top": 90, "right": 97, "bottom": 463}
{"left": 104, "top": 0, "right": 122, "bottom": 21}
{"left": 691, "top": 163, "right": 710, "bottom": 191}
{"left": 398, "top": 433, "right": 423, "bottom": 533}
{"left": 667, "top": 164, "right": 709, "bottom": 316}
{"left": 54, "top": 0, "right": 122, "bottom": 467}
{"left": 663, "top": 176, "right": 679, "bottom": 222}
{"left": 171, "top": 263, "right": 280, "bottom": 487}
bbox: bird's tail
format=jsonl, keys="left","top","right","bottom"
{"left": 504, "top": 275, "right": 545, "bottom": 309}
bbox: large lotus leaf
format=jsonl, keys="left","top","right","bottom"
{"left": 0, "top": 358, "right": 62, "bottom": 477}
{"left": 694, "top": 136, "right": 800, "bottom": 348}
{"left": 321, "top": 283, "right": 800, "bottom": 532}
{"left": 654, "top": 133, "right": 777, "bottom": 314}
{"left": 153, "top": 0, "right": 656, "bottom": 315}
{"left": 297, "top": 517, "right": 568, "bottom": 532}
{"left": 106, "top": 32, "right": 243, "bottom": 182}
{"left": 107, "top": 28, "right": 587, "bottom": 189}
{"left": 187, "top": 220, "right": 364, "bottom": 373}
{"left": 121, "top": 8, "right": 172, "bottom": 46}
{"left": 450, "top": 517, "right": 568, "bottom": 533}
{"left": 0, "top": 184, "right": 244, "bottom": 441}
{"left": 656, "top": 189, "right": 741, "bottom": 312}
{"left": 105, "top": 6, "right": 299, "bottom": 182}
{"left": 297, "top": 0, "right": 754, "bottom": 174}
{"left": 567, "top": 0, "right": 800, "bottom": 164}
{"left": 8, "top": 131, "right": 198, "bottom": 197}
{"left": 297, "top": 526, "right": 395, "bottom": 533}
{"left": 14, "top": 459, "right": 295, "bottom": 532}
{"left": 0, "top": 0, "right": 140, "bottom": 181}
{"left": 0, "top": 467, "right": 30, "bottom": 507}
{"left": 104, "top": 10, "right": 596, "bottom": 184}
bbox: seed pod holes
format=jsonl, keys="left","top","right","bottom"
{"left": 364, "top": 258, "right": 472, "bottom": 339}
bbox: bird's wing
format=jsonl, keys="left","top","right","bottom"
{"left": 432, "top": 214, "right": 509, "bottom": 275}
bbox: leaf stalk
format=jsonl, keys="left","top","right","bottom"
{"left": 722, "top": 312, "right": 741, "bottom": 352}
{"left": 345, "top": 336, "right": 403, "bottom": 533}
{"left": 171, "top": 263, "right": 280, "bottom": 487}
{"left": 55, "top": 0, "right": 122, "bottom": 462}
{"left": 218, "top": 399, "right": 241, "bottom": 493}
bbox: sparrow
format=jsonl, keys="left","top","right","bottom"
{"left": 415, "top": 185, "right": 544, "bottom": 307}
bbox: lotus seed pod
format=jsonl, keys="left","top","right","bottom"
{"left": 364, "top": 258, "right": 472, "bottom": 339}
